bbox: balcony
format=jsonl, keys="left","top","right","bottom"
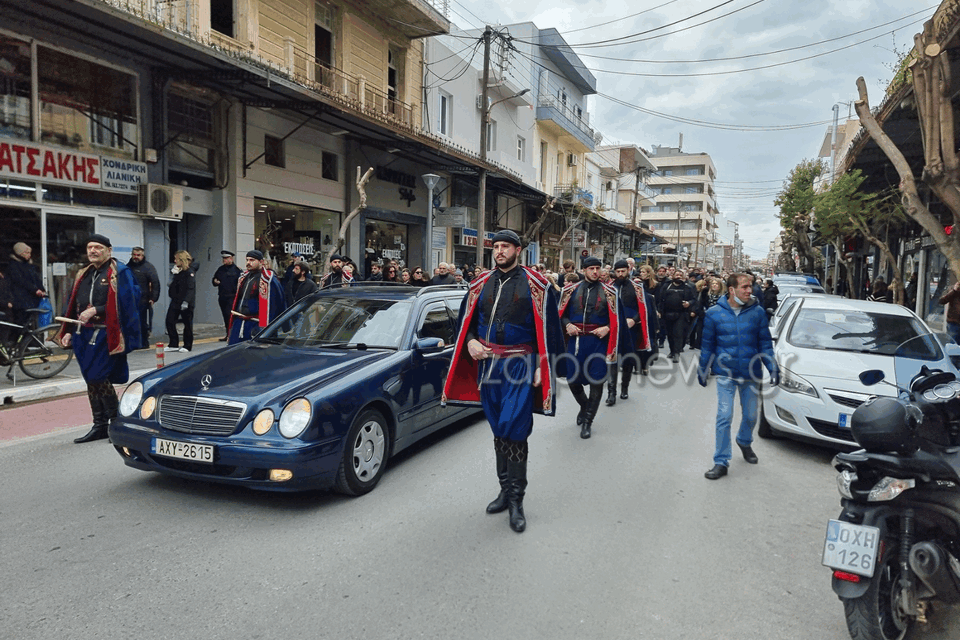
{"left": 537, "top": 95, "right": 597, "bottom": 153}
{"left": 554, "top": 183, "right": 594, "bottom": 208}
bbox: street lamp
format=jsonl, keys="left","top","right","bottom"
{"left": 422, "top": 173, "right": 440, "bottom": 273}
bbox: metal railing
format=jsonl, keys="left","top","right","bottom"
{"left": 537, "top": 95, "right": 596, "bottom": 141}
{"left": 554, "top": 183, "right": 594, "bottom": 208}
{"left": 93, "top": 0, "right": 523, "bottom": 181}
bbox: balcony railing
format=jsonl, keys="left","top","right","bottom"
{"left": 89, "top": 0, "right": 531, "bottom": 181}
{"left": 555, "top": 184, "right": 594, "bottom": 208}
{"left": 537, "top": 95, "right": 597, "bottom": 145}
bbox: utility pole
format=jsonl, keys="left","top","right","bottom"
{"left": 676, "top": 200, "right": 682, "bottom": 265}
{"left": 476, "top": 26, "right": 492, "bottom": 268}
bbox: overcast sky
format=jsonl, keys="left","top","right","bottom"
{"left": 442, "top": 0, "right": 933, "bottom": 262}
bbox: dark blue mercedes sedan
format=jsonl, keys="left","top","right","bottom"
{"left": 108, "top": 283, "right": 479, "bottom": 494}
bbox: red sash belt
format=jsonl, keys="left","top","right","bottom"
{"left": 479, "top": 339, "right": 534, "bottom": 357}
{"left": 578, "top": 323, "right": 605, "bottom": 333}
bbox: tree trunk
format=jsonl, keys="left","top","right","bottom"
{"left": 850, "top": 216, "right": 904, "bottom": 305}
{"left": 855, "top": 77, "right": 960, "bottom": 281}
{"left": 335, "top": 166, "right": 375, "bottom": 254}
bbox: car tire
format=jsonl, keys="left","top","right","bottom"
{"left": 757, "top": 401, "right": 777, "bottom": 439}
{"left": 335, "top": 408, "right": 390, "bottom": 496}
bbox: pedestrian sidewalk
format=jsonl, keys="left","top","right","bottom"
{"left": 1, "top": 323, "right": 228, "bottom": 405}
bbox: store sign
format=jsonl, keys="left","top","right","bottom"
{"left": 432, "top": 227, "right": 446, "bottom": 249}
{"left": 435, "top": 206, "right": 467, "bottom": 227}
{"left": 284, "top": 241, "right": 315, "bottom": 255}
{"left": 0, "top": 139, "right": 147, "bottom": 193}
{"left": 572, "top": 229, "right": 586, "bottom": 248}
{"left": 460, "top": 228, "right": 494, "bottom": 248}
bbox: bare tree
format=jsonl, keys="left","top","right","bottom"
{"left": 335, "top": 166, "right": 375, "bottom": 254}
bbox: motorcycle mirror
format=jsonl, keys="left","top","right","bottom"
{"left": 859, "top": 370, "right": 885, "bottom": 386}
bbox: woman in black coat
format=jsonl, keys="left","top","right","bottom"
{"left": 165, "top": 251, "right": 198, "bottom": 352}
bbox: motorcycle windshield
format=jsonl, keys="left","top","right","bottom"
{"left": 893, "top": 333, "right": 946, "bottom": 393}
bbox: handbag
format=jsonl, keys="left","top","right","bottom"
{"left": 37, "top": 297, "right": 53, "bottom": 326}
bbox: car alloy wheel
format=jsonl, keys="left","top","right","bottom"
{"left": 336, "top": 409, "right": 390, "bottom": 496}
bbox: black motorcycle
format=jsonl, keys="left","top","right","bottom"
{"left": 825, "top": 334, "right": 960, "bottom": 640}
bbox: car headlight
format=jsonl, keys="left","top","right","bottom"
{"left": 119, "top": 382, "right": 143, "bottom": 417}
{"left": 780, "top": 369, "right": 819, "bottom": 398}
{"left": 278, "top": 398, "right": 312, "bottom": 439}
{"left": 868, "top": 477, "right": 915, "bottom": 502}
{"left": 140, "top": 396, "right": 157, "bottom": 420}
{"left": 253, "top": 409, "right": 275, "bottom": 436}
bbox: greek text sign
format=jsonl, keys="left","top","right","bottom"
{"left": 0, "top": 139, "right": 147, "bottom": 193}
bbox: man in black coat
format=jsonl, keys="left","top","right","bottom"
{"left": 659, "top": 268, "right": 698, "bottom": 362}
{"left": 284, "top": 261, "right": 318, "bottom": 305}
{"left": 126, "top": 247, "right": 161, "bottom": 346}
{"left": 430, "top": 262, "right": 457, "bottom": 285}
{"left": 212, "top": 250, "right": 242, "bottom": 341}
{"left": 7, "top": 242, "right": 46, "bottom": 327}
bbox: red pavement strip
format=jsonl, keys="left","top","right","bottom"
{"left": 0, "top": 386, "right": 126, "bottom": 443}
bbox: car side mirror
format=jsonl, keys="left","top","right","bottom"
{"left": 859, "top": 370, "right": 885, "bottom": 386}
{"left": 415, "top": 337, "right": 445, "bottom": 352}
{"left": 944, "top": 343, "right": 960, "bottom": 358}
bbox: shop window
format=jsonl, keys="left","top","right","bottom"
{"left": 255, "top": 197, "right": 340, "bottom": 270}
{"left": 264, "top": 135, "right": 285, "bottom": 168}
{"left": 321, "top": 151, "right": 338, "bottom": 181}
{"left": 365, "top": 219, "right": 408, "bottom": 270}
{"left": 0, "top": 179, "right": 37, "bottom": 201}
{"left": 38, "top": 46, "right": 138, "bottom": 160}
{"left": 211, "top": 0, "right": 235, "bottom": 37}
{"left": 0, "top": 35, "right": 32, "bottom": 140}
{"left": 486, "top": 120, "right": 496, "bottom": 152}
{"left": 517, "top": 136, "right": 525, "bottom": 163}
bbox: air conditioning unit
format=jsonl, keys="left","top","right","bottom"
{"left": 138, "top": 184, "right": 184, "bottom": 220}
{"left": 476, "top": 94, "right": 492, "bottom": 111}
{"left": 567, "top": 154, "right": 579, "bottom": 167}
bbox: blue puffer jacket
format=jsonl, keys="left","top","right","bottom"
{"left": 698, "top": 295, "right": 778, "bottom": 381}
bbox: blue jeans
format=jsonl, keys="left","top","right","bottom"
{"left": 714, "top": 377, "right": 760, "bottom": 466}
{"left": 948, "top": 321, "right": 960, "bottom": 345}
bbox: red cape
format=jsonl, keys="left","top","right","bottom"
{"left": 56, "top": 259, "right": 128, "bottom": 356}
{"left": 442, "top": 266, "right": 558, "bottom": 415}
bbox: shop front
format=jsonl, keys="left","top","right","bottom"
{"left": 253, "top": 197, "right": 341, "bottom": 275}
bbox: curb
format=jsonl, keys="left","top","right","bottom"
{"left": 1, "top": 335, "right": 224, "bottom": 406}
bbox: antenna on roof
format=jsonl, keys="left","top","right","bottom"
{"left": 678, "top": 132, "right": 683, "bottom": 152}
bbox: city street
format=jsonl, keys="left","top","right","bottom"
{"left": 2, "top": 352, "right": 959, "bottom": 640}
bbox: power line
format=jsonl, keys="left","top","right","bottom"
{"left": 563, "top": 0, "right": 683, "bottom": 34}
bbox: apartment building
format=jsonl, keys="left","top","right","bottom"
{"left": 640, "top": 145, "right": 719, "bottom": 267}
{"left": 0, "top": 0, "right": 532, "bottom": 327}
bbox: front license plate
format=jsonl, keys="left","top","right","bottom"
{"left": 822, "top": 519, "right": 880, "bottom": 577}
{"left": 838, "top": 413, "right": 851, "bottom": 428}
{"left": 151, "top": 438, "right": 214, "bottom": 464}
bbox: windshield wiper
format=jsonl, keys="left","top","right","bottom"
{"left": 254, "top": 336, "right": 285, "bottom": 344}
{"left": 313, "top": 341, "right": 370, "bottom": 350}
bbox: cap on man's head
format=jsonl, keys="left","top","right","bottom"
{"left": 132, "top": 246, "right": 144, "bottom": 252}
{"left": 329, "top": 253, "right": 344, "bottom": 263}
{"left": 614, "top": 259, "right": 629, "bottom": 270}
{"left": 491, "top": 229, "right": 523, "bottom": 247}
{"left": 221, "top": 250, "right": 235, "bottom": 258}
{"left": 87, "top": 233, "right": 112, "bottom": 248}
{"left": 246, "top": 250, "right": 264, "bottom": 261}
{"left": 292, "top": 252, "right": 302, "bottom": 258}
{"left": 582, "top": 256, "right": 601, "bottom": 269}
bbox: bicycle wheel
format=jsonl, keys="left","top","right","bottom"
{"left": 18, "top": 324, "right": 73, "bottom": 379}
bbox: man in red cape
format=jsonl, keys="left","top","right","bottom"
{"left": 442, "top": 230, "right": 563, "bottom": 533}
{"left": 228, "top": 250, "right": 287, "bottom": 345}
{"left": 58, "top": 234, "right": 142, "bottom": 443}
{"left": 606, "top": 259, "right": 651, "bottom": 406}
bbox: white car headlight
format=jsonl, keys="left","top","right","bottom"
{"left": 119, "top": 382, "right": 143, "bottom": 417}
{"left": 278, "top": 398, "right": 312, "bottom": 439}
{"left": 868, "top": 477, "right": 915, "bottom": 502}
{"left": 780, "top": 369, "right": 819, "bottom": 398}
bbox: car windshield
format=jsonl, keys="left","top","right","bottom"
{"left": 787, "top": 307, "right": 940, "bottom": 358}
{"left": 258, "top": 296, "right": 412, "bottom": 349}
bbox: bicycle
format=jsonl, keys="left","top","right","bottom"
{"left": 0, "top": 308, "right": 74, "bottom": 380}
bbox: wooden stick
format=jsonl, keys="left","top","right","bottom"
{"left": 54, "top": 316, "right": 83, "bottom": 325}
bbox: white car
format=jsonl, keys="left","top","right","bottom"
{"left": 760, "top": 297, "right": 959, "bottom": 447}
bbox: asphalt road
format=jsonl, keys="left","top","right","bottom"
{"left": 2, "top": 352, "right": 959, "bottom": 640}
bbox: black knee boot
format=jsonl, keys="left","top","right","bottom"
{"left": 581, "top": 384, "right": 604, "bottom": 439}
{"left": 569, "top": 383, "right": 588, "bottom": 426}
{"left": 605, "top": 363, "right": 618, "bottom": 406}
{"left": 75, "top": 383, "right": 111, "bottom": 443}
{"left": 505, "top": 440, "right": 528, "bottom": 533}
{"left": 486, "top": 438, "right": 510, "bottom": 514}
{"left": 620, "top": 368, "right": 632, "bottom": 400}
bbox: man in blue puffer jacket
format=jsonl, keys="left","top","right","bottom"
{"left": 698, "top": 273, "right": 779, "bottom": 480}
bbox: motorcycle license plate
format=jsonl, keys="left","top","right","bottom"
{"left": 822, "top": 520, "right": 880, "bottom": 578}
